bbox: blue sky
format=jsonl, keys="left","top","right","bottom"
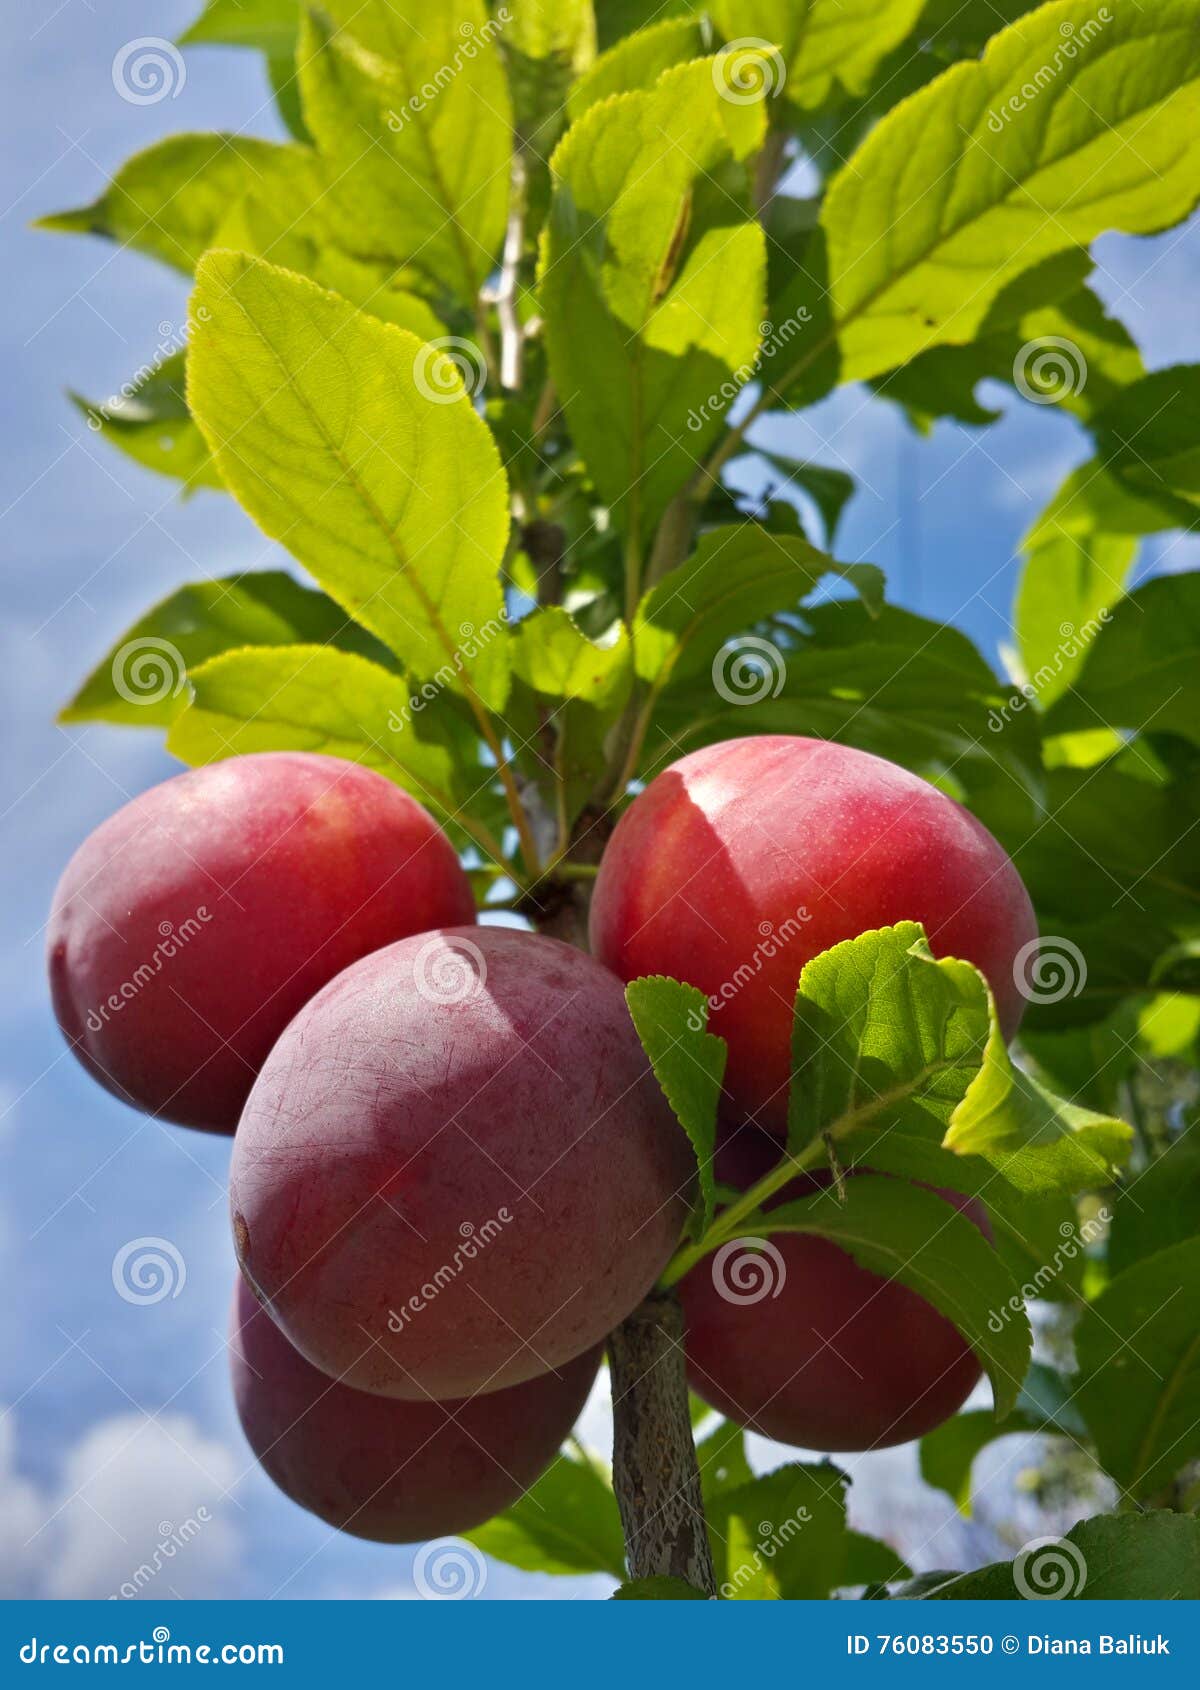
{"left": 2, "top": 2, "right": 1198, "bottom": 1601}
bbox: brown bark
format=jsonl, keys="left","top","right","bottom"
{"left": 607, "top": 1289, "right": 717, "bottom": 1595}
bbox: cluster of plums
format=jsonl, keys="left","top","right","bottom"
{"left": 48, "top": 736, "right": 1036, "bottom": 1543}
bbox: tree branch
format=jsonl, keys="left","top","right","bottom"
{"left": 607, "top": 1289, "right": 716, "bottom": 1595}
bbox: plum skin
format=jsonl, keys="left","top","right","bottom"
{"left": 680, "top": 1130, "right": 985, "bottom": 1451}
{"left": 47, "top": 751, "right": 475, "bottom": 1133}
{"left": 231, "top": 1275, "right": 599, "bottom": 1543}
{"left": 231, "top": 925, "right": 695, "bottom": 1401}
{"left": 590, "top": 734, "right": 1037, "bottom": 1133}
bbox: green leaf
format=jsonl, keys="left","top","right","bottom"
{"left": 711, "top": 0, "right": 926, "bottom": 114}
{"left": 625, "top": 977, "right": 725, "bottom": 1237}
{"left": 710, "top": 1462, "right": 850, "bottom": 1600}
{"left": 754, "top": 453, "right": 856, "bottom": 546}
{"left": 874, "top": 270, "right": 1145, "bottom": 433}
{"left": 188, "top": 252, "right": 510, "bottom": 707}
{"left": 1046, "top": 573, "right": 1200, "bottom": 747}
{"left": 788, "top": 922, "right": 1132, "bottom": 1197}
{"left": 38, "top": 135, "right": 302, "bottom": 273}
{"left": 695, "top": 1422, "right": 755, "bottom": 1504}
{"left": 208, "top": 150, "right": 448, "bottom": 336}
{"left": 842, "top": 1532, "right": 912, "bottom": 1589}
{"left": 634, "top": 524, "right": 882, "bottom": 695}
{"left": 765, "top": 1176, "right": 1030, "bottom": 1419}
{"left": 918, "top": 1362, "right": 1085, "bottom": 1513}
{"left": 541, "top": 58, "right": 768, "bottom": 539}
{"left": 611, "top": 1576, "right": 707, "bottom": 1599}
{"left": 510, "top": 608, "right": 630, "bottom": 709}
{"left": 1091, "top": 363, "right": 1200, "bottom": 506}
{"left": 297, "top": 0, "right": 511, "bottom": 300}
{"left": 595, "top": 0, "right": 691, "bottom": 53}
{"left": 980, "top": 762, "right": 1200, "bottom": 1030}
{"left": 651, "top": 601, "right": 1043, "bottom": 810}
{"left": 820, "top": 0, "right": 1200, "bottom": 383}
{"left": 465, "top": 1450, "right": 626, "bottom": 1579}
{"left": 507, "top": 608, "right": 633, "bottom": 822}
{"left": 1075, "top": 1237, "right": 1200, "bottom": 1497}
{"left": 180, "top": 0, "right": 298, "bottom": 53}
{"left": 568, "top": 15, "right": 705, "bottom": 120}
{"left": 983, "top": 1185, "right": 1090, "bottom": 1308}
{"left": 927, "top": 1511, "right": 1200, "bottom": 1599}
{"left": 70, "top": 350, "right": 221, "bottom": 494}
{"left": 179, "top": 5, "right": 307, "bottom": 137}
{"left": 60, "top": 572, "right": 391, "bottom": 728}
{"left": 166, "top": 645, "right": 482, "bottom": 825}
{"left": 1014, "top": 529, "right": 1136, "bottom": 710}
{"left": 502, "top": 0, "right": 596, "bottom": 157}
{"left": 1108, "top": 1136, "right": 1200, "bottom": 1279}
{"left": 1026, "top": 455, "right": 1194, "bottom": 551}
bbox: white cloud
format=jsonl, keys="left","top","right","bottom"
{"left": 0, "top": 1406, "right": 242, "bottom": 1599}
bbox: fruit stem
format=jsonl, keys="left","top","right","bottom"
{"left": 607, "top": 1289, "right": 717, "bottom": 1596}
